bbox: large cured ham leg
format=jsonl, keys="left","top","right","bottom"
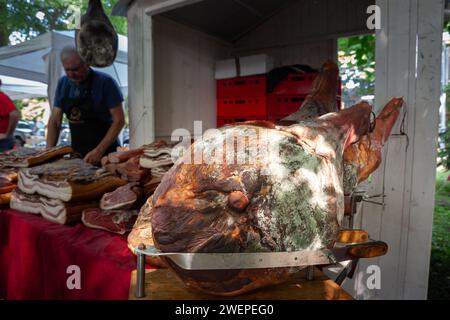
{"left": 149, "top": 102, "right": 372, "bottom": 296}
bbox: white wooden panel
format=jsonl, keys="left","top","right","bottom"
{"left": 373, "top": 0, "right": 414, "bottom": 300}
{"left": 343, "top": 0, "right": 443, "bottom": 300}
{"left": 128, "top": 1, "right": 155, "bottom": 148}
{"left": 153, "top": 16, "right": 230, "bottom": 140}
{"left": 403, "top": 0, "right": 444, "bottom": 299}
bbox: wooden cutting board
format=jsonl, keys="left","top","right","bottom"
{"left": 129, "top": 267, "right": 353, "bottom": 300}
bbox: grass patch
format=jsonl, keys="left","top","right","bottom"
{"left": 428, "top": 169, "right": 450, "bottom": 300}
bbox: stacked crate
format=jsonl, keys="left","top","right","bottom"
{"left": 216, "top": 71, "right": 341, "bottom": 127}
{"left": 268, "top": 72, "right": 342, "bottom": 120}
{"left": 216, "top": 74, "right": 268, "bottom": 127}
{"left": 267, "top": 72, "right": 318, "bottom": 121}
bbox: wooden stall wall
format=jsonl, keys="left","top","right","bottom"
{"left": 233, "top": 0, "right": 374, "bottom": 69}
{"left": 153, "top": 16, "right": 231, "bottom": 141}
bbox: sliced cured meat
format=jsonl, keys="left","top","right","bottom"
{"left": 10, "top": 189, "right": 98, "bottom": 224}
{"left": 139, "top": 141, "right": 178, "bottom": 169}
{"left": 82, "top": 208, "right": 139, "bottom": 235}
{"left": 0, "top": 146, "right": 73, "bottom": 167}
{"left": 100, "top": 182, "right": 143, "bottom": 210}
{"left": 0, "top": 192, "right": 12, "bottom": 206}
{"left": 139, "top": 165, "right": 172, "bottom": 197}
{"left": 0, "top": 167, "right": 18, "bottom": 182}
{"left": 107, "top": 147, "right": 144, "bottom": 164}
{"left": 104, "top": 163, "right": 118, "bottom": 175}
{"left": 139, "top": 153, "right": 173, "bottom": 169}
{"left": 116, "top": 156, "right": 150, "bottom": 182}
{"left": 101, "top": 156, "right": 109, "bottom": 167}
{"left": 0, "top": 178, "right": 16, "bottom": 194}
{"left": 17, "top": 158, "right": 127, "bottom": 202}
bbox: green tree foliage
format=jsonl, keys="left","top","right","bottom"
{"left": 0, "top": 0, "right": 127, "bottom": 47}
{"left": 338, "top": 34, "right": 375, "bottom": 99}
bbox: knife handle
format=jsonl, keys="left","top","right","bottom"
{"left": 337, "top": 229, "right": 369, "bottom": 243}
{"left": 348, "top": 241, "right": 388, "bottom": 258}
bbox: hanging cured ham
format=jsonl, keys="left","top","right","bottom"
{"left": 76, "top": 0, "right": 118, "bottom": 67}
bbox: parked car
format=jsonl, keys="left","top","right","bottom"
{"left": 121, "top": 128, "right": 129, "bottom": 146}
{"left": 30, "top": 128, "right": 47, "bottom": 148}
{"left": 13, "top": 121, "right": 34, "bottom": 147}
{"left": 58, "top": 124, "right": 71, "bottom": 146}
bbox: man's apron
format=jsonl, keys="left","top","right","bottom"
{"left": 60, "top": 76, "right": 119, "bottom": 158}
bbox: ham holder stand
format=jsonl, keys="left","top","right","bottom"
{"left": 133, "top": 226, "right": 388, "bottom": 298}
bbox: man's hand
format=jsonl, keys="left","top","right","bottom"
{"left": 0, "top": 133, "right": 7, "bottom": 140}
{"left": 84, "top": 147, "right": 104, "bottom": 165}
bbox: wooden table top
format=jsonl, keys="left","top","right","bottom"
{"left": 129, "top": 267, "right": 353, "bottom": 300}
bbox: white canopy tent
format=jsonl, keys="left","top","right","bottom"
{"left": 0, "top": 30, "right": 128, "bottom": 106}
{"left": 0, "top": 75, "right": 47, "bottom": 100}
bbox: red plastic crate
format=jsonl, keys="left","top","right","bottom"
{"left": 217, "top": 116, "right": 267, "bottom": 127}
{"left": 217, "top": 75, "right": 267, "bottom": 99}
{"left": 271, "top": 72, "right": 319, "bottom": 95}
{"left": 217, "top": 96, "right": 267, "bottom": 118}
{"left": 267, "top": 94, "right": 306, "bottom": 118}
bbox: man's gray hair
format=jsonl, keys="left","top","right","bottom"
{"left": 60, "top": 46, "right": 82, "bottom": 62}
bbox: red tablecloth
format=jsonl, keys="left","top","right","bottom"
{"left": 0, "top": 208, "right": 137, "bottom": 300}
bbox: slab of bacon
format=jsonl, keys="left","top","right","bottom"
{"left": 0, "top": 146, "right": 73, "bottom": 167}
{"left": 0, "top": 167, "right": 19, "bottom": 205}
{"left": 17, "top": 158, "right": 127, "bottom": 202}
{"left": 10, "top": 189, "right": 98, "bottom": 224}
